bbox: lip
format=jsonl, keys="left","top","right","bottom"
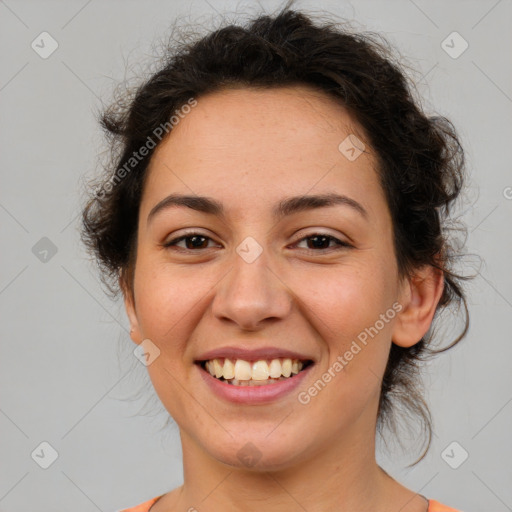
{"left": 196, "top": 361, "right": 314, "bottom": 404}
{"left": 195, "top": 346, "right": 314, "bottom": 363}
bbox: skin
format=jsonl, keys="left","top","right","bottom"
{"left": 122, "top": 85, "right": 444, "bottom": 512}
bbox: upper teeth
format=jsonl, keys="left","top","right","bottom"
{"left": 204, "top": 358, "right": 305, "bottom": 381}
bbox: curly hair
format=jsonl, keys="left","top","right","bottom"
{"left": 81, "top": 1, "right": 471, "bottom": 463}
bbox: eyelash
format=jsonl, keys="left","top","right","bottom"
{"left": 162, "top": 231, "right": 352, "bottom": 253}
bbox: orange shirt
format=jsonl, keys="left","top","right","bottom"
{"left": 118, "top": 495, "right": 160, "bottom": 512}
{"left": 119, "top": 496, "right": 462, "bottom": 511}
{"left": 428, "top": 500, "right": 462, "bottom": 512}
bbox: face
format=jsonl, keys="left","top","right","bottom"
{"left": 124, "top": 85, "right": 411, "bottom": 470}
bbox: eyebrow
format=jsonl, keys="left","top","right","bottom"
{"left": 147, "top": 192, "right": 368, "bottom": 225}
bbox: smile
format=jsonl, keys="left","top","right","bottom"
{"left": 200, "top": 357, "right": 313, "bottom": 386}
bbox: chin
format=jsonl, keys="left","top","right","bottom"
{"left": 203, "top": 431, "right": 309, "bottom": 472}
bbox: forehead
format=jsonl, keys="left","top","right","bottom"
{"left": 155, "top": 85, "right": 363, "bottom": 161}
{"left": 142, "top": 85, "right": 386, "bottom": 221}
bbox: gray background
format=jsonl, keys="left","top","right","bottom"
{"left": 1, "top": 0, "right": 511, "bottom": 511}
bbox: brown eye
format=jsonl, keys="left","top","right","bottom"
{"left": 294, "top": 233, "right": 351, "bottom": 252}
{"left": 164, "top": 234, "right": 218, "bottom": 250}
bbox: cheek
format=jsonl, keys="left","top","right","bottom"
{"left": 290, "top": 260, "right": 394, "bottom": 340}
{"left": 133, "top": 258, "right": 206, "bottom": 347}
{"left": 290, "top": 260, "right": 396, "bottom": 394}
{"left": 132, "top": 260, "right": 211, "bottom": 422}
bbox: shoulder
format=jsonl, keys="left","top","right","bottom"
{"left": 428, "top": 499, "right": 463, "bottom": 512}
{"left": 117, "top": 495, "right": 163, "bottom": 512}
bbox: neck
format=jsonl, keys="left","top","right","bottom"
{"left": 174, "top": 408, "right": 392, "bottom": 512}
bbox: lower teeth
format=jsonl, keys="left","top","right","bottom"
{"left": 221, "top": 376, "right": 294, "bottom": 386}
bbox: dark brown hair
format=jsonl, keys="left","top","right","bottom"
{"left": 81, "top": 1, "right": 472, "bottom": 463}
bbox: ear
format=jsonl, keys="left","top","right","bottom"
{"left": 119, "top": 270, "right": 142, "bottom": 345}
{"left": 392, "top": 265, "right": 444, "bottom": 348}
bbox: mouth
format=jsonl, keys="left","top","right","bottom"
{"left": 196, "top": 357, "right": 315, "bottom": 387}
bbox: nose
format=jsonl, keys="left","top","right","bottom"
{"left": 211, "top": 247, "right": 293, "bottom": 331}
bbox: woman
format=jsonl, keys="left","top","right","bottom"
{"left": 81, "top": 4, "right": 469, "bottom": 511}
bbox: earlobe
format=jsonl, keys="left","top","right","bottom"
{"left": 119, "top": 270, "right": 141, "bottom": 345}
{"left": 392, "top": 266, "right": 444, "bottom": 348}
